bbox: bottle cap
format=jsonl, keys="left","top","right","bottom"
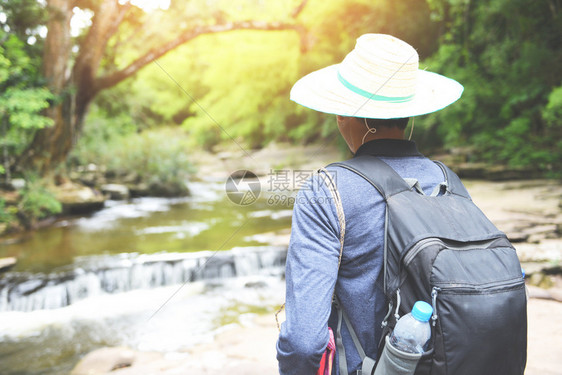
{"left": 412, "top": 301, "right": 433, "bottom": 322}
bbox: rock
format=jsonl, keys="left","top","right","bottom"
{"left": 527, "top": 286, "right": 562, "bottom": 302}
{"left": 529, "top": 273, "right": 554, "bottom": 289}
{"left": 245, "top": 281, "right": 268, "bottom": 289}
{"left": 526, "top": 299, "right": 562, "bottom": 374}
{"left": 100, "top": 184, "right": 130, "bottom": 200}
{"left": 506, "top": 232, "right": 530, "bottom": 243}
{"left": 446, "top": 159, "right": 544, "bottom": 181}
{"left": 127, "top": 183, "right": 150, "bottom": 197}
{"left": 77, "top": 172, "right": 104, "bottom": 188}
{"left": 121, "top": 172, "right": 141, "bottom": 184}
{"left": 54, "top": 183, "right": 106, "bottom": 215}
{"left": 0, "top": 257, "right": 16, "bottom": 272}
{"left": 484, "top": 165, "right": 543, "bottom": 181}
{"left": 453, "top": 163, "right": 488, "bottom": 179}
{"left": 522, "top": 261, "right": 559, "bottom": 275}
{"left": 0, "top": 190, "right": 19, "bottom": 205}
{"left": 70, "top": 346, "right": 135, "bottom": 375}
{"left": 527, "top": 285, "right": 552, "bottom": 299}
{"left": 147, "top": 181, "right": 190, "bottom": 197}
{"left": 516, "top": 240, "right": 562, "bottom": 263}
{"left": 550, "top": 289, "right": 562, "bottom": 302}
{"left": 10, "top": 178, "right": 26, "bottom": 190}
{"left": 127, "top": 181, "right": 190, "bottom": 198}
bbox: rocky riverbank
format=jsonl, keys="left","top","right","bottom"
{"left": 0, "top": 169, "right": 190, "bottom": 238}
{"left": 68, "top": 143, "right": 562, "bottom": 375}
{"left": 1, "top": 141, "right": 555, "bottom": 238}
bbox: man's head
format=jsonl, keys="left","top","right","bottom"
{"left": 336, "top": 116, "right": 409, "bottom": 153}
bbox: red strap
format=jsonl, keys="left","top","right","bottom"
{"left": 317, "top": 328, "right": 336, "bottom": 375}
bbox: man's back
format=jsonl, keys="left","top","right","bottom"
{"left": 277, "top": 139, "right": 446, "bottom": 374}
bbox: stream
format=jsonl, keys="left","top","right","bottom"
{"left": 0, "top": 179, "right": 293, "bottom": 375}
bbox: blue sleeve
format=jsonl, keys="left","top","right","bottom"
{"left": 276, "top": 174, "right": 342, "bottom": 375}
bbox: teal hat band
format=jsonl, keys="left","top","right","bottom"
{"left": 337, "top": 71, "right": 415, "bottom": 103}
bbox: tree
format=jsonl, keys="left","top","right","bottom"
{"left": 14, "top": 0, "right": 308, "bottom": 174}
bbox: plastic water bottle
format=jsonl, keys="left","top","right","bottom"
{"left": 389, "top": 301, "right": 433, "bottom": 354}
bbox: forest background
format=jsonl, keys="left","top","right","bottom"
{"left": 0, "top": 0, "right": 561, "bottom": 230}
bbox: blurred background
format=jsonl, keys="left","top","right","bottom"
{"left": 0, "top": 0, "right": 561, "bottom": 374}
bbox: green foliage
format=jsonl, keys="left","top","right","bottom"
{"left": 301, "top": 0, "right": 439, "bottom": 61}
{"left": 0, "top": 0, "right": 47, "bottom": 41}
{"left": 72, "top": 83, "right": 143, "bottom": 159}
{"left": 4, "top": 0, "right": 560, "bottom": 179}
{"left": 0, "top": 198, "right": 16, "bottom": 224}
{"left": 135, "top": 0, "right": 439, "bottom": 151}
{"left": 18, "top": 175, "right": 62, "bottom": 221}
{"left": 542, "top": 85, "right": 562, "bottom": 128}
{"left": 418, "top": 0, "right": 562, "bottom": 173}
{"left": 0, "top": 30, "right": 53, "bottom": 178}
{"left": 71, "top": 127, "right": 194, "bottom": 195}
{"left": 174, "top": 31, "right": 301, "bottom": 149}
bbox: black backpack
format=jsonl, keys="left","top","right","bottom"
{"left": 330, "top": 155, "right": 527, "bottom": 375}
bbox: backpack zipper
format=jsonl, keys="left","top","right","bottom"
{"left": 433, "top": 277, "right": 525, "bottom": 293}
{"left": 403, "top": 237, "right": 508, "bottom": 267}
{"left": 431, "top": 287, "right": 440, "bottom": 327}
{"left": 402, "top": 238, "right": 444, "bottom": 266}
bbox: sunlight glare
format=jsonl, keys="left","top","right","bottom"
{"left": 119, "top": 0, "right": 171, "bottom": 12}
{"left": 71, "top": 7, "right": 93, "bottom": 37}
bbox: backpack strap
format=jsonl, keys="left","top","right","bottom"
{"left": 319, "top": 168, "right": 352, "bottom": 375}
{"left": 433, "top": 161, "right": 471, "bottom": 199}
{"left": 330, "top": 156, "right": 471, "bottom": 200}
{"left": 321, "top": 167, "right": 380, "bottom": 375}
{"left": 335, "top": 295, "right": 377, "bottom": 375}
{"left": 329, "top": 156, "right": 410, "bottom": 201}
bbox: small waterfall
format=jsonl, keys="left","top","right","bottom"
{"left": 0, "top": 246, "right": 287, "bottom": 312}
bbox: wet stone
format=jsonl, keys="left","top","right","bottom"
{"left": 70, "top": 346, "right": 135, "bottom": 375}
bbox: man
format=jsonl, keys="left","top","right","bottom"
{"left": 276, "top": 34, "right": 463, "bottom": 374}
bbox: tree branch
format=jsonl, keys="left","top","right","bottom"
{"left": 94, "top": 20, "right": 306, "bottom": 91}
{"left": 74, "top": 0, "right": 131, "bottom": 75}
{"left": 290, "top": 0, "right": 309, "bottom": 18}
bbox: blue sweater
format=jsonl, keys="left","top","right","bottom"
{"left": 277, "top": 139, "right": 446, "bottom": 375}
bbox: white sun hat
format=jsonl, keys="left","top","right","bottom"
{"left": 290, "top": 34, "right": 463, "bottom": 119}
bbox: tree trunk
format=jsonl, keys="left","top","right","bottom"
{"left": 17, "top": 0, "right": 73, "bottom": 174}
{"left": 18, "top": 0, "right": 128, "bottom": 174}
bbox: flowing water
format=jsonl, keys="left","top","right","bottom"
{"left": 0, "top": 179, "right": 293, "bottom": 375}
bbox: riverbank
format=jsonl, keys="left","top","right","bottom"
{"left": 70, "top": 146, "right": 562, "bottom": 374}
{"left": 0, "top": 141, "right": 555, "bottom": 240}
{"left": 70, "top": 296, "right": 562, "bottom": 375}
